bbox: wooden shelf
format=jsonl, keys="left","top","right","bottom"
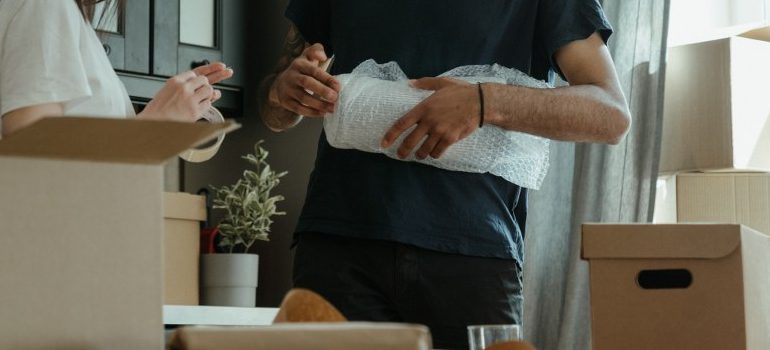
{"left": 163, "top": 305, "right": 278, "bottom": 326}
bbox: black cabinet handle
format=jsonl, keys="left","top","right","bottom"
{"left": 191, "top": 59, "right": 211, "bottom": 70}
{"left": 102, "top": 43, "right": 111, "bottom": 55}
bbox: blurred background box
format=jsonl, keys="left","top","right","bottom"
{"left": 654, "top": 173, "right": 770, "bottom": 235}
{"left": 164, "top": 192, "right": 207, "bottom": 305}
{"left": 661, "top": 27, "right": 770, "bottom": 173}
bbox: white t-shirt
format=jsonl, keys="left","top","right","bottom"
{"left": 0, "top": 0, "right": 135, "bottom": 134}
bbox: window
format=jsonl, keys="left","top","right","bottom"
{"left": 179, "top": 0, "right": 218, "bottom": 48}
{"left": 93, "top": 1, "right": 122, "bottom": 34}
{"left": 668, "top": 0, "right": 770, "bottom": 46}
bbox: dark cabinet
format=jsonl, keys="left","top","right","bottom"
{"left": 154, "top": 0, "right": 245, "bottom": 87}
{"left": 98, "top": 0, "right": 244, "bottom": 116}
{"left": 98, "top": 0, "right": 151, "bottom": 74}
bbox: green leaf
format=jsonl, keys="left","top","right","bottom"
{"left": 207, "top": 139, "right": 289, "bottom": 249}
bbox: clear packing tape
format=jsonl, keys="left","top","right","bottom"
{"left": 179, "top": 106, "right": 226, "bottom": 163}
{"left": 323, "top": 60, "right": 552, "bottom": 190}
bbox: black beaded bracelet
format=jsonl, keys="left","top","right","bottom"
{"left": 477, "top": 82, "right": 485, "bottom": 128}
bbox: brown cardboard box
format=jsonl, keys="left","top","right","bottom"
{"left": 582, "top": 224, "right": 770, "bottom": 350}
{"left": 661, "top": 27, "right": 770, "bottom": 173}
{"left": 164, "top": 192, "right": 206, "bottom": 305}
{"left": 0, "top": 117, "right": 236, "bottom": 350}
{"left": 654, "top": 173, "right": 770, "bottom": 235}
{"left": 169, "top": 322, "right": 433, "bottom": 350}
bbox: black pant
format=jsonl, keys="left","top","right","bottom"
{"left": 292, "top": 233, "right": 523, "bottom": 350}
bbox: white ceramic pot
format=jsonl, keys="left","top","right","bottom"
{"left": 200, "top": 253, "right": 259, "bottom": 307}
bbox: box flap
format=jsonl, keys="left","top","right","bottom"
{"left": 739, "top": 26, "right": 770, "bottom": 42}
{"left": 671, "top": 23, "right": 770, "bottom": 46}
{"left": 164, "top": 192, "right": 207, "bottom": 221}
{"left": 0, "top": 117, "right": 240, "bottom": 165}
{"left": 706, "top": 23, "right": 770, "bottom": 43}
{"left": 581, "top": 224, "right": 741, "bottom": 259}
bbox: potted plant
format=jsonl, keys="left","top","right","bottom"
{"left": 200, "top": 140, "right": 287, "bottom": 307}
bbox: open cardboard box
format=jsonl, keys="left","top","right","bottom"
{"left": 582, "top": 223, "right": 770, "bottom": 350}
{"left": 661, "top": 26, "right": 770, "bottom": 173}
{"left": 0, "top": 117, "right": 238, "bottom": 350}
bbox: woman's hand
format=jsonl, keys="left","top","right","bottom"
{"left": 139, "top": 62, "right": 234, "bottom": 122}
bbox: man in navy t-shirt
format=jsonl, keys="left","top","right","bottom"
{"left": 258, "top": 1, "right": 630, "bottom": 348}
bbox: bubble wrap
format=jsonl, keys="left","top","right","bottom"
{"left": 323, "top": 59, "right": 552, "bottom": 190}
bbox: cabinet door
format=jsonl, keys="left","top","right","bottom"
{"left": 96, "top": 0, "right": 150, "bottom": 74}
{"left": 154, "top": 0, "right": 244, "bottom": 87}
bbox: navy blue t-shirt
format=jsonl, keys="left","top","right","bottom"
{"left": 286, "top": 0, "right": 612, "bottom": 263}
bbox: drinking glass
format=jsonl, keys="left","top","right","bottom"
{"left": 467, "top": 324, "right": 521, "bottom": 350}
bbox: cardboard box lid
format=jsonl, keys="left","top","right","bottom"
{"left": 169, "top": 322, "right": 432, "bottom": 350}
{"left": 736, "top": 25, "right": 770, "bottom": 42}
{"left": 0, "top": 117, "right": 239, "bottom": 165}
{"left": 582, "top": 224, "right": 741, "bottom": 260}
{"left": 684, "top": 23, "right": 770, "bottom": 45}
{"left": 164, "top": 192, "right": 207, "bottom": 221}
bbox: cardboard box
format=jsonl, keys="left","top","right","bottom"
{"left": 582, "top": 224, "right": 770, "bottom": 350}
{"left": 654, "top": 173, "right": 770, "bottom": 235}
{"left": 169, "top": 322, "right": 433, "bottom": 350}
{"left": 164, "top": 192, "right": 206, "bottom": 305}
{"left": 0, "top": 117, "right": 236, "bottom": 350}
{"left": 660, "top": 27, "right": 770, "bottom": 173}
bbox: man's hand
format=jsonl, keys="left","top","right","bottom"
{"left": 259, "top": 24, "right": 340, "bottom": 132}
{"left": 384, "top": 32, "right": 631, "bottom": 152}
{"left": 381, "top": 78, "right": 480, "bottom": 160}
{"left": 270, "top": 43, "right": 341, "bottom": 117}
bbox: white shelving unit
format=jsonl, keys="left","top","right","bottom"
{"left": 164, "top": 305, "right": 278, "bottom": 326}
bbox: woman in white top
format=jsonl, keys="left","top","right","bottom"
{"left": 0, "top": 0, "right": 233, "bottom": 137}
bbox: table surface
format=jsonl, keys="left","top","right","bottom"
{"left": 163, "top": 305, "right": 279, "bottom": 326}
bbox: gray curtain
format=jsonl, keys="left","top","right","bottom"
{"left": 523, "top": 1, "right": 670, "bottom": 349}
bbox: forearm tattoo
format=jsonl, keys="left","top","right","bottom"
{"left": 258, "top": 24, "right": 308, "bottom": 131}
